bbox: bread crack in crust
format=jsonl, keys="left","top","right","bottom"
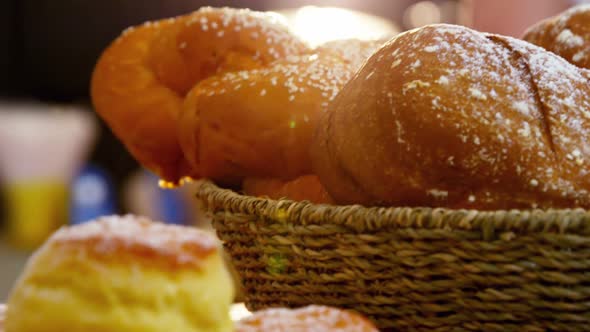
{"left": 312, "top": 24, "right": 590, "bottom": 210}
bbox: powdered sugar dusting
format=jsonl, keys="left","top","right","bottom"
{"left": 204, "top": 40, "right": 379, "bottom": 110}
{"left": 556, "top": 29, "right": 584, "bottom": 47}
{"left": 428, "top": 189, "right": 449, "bottom": 199}
{"left": 183, "top": 7, "right": 304, "bottom": 60}
{"left": 524, "top": 5, "right": 590, "bottom": 67}
{"left": 51, "top": 215, "right": 219, "bottom": 267}
{"left": 573, "top": 50, "right": 587, "bottom": 62}
{"left": 235, "top": 305, "right": 377, "bottom": 332}
{"left": 469, "top": 87, "right": 487, "bottom": 100}
{"left": 215, "top": 54, "right": 350, "bottom": 105}
{"left": 512, "top": 101, "right": 531, "bottom": 116}
{"left": 353, "top": 23, "right": 590, "bottom": 208}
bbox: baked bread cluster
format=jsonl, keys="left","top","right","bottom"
{"left": 92, "top": 5, "right": 590, "bottom": 209}
{"left": 9, "top": 4, "right": 590, "bottom": 332}
{"left": 312, "top": 23, "right": 590, "bottom": 210}
{"left": 524, "top": 5, "right": 590, "bottom": 69}
{"left": 3, "top": 216, "right": 378, "bottom": 332}
{"left": 92, "top": 7, "right": 384, "bottom": 190}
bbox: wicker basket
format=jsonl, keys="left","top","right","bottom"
{"left": 195, "top": 180, "right": 590, "bottom": 331}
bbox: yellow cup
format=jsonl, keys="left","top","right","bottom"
{"left": 3, "top": 181, "right": 69, "bottom": 250}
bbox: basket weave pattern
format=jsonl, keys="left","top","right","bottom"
{"left": 196, "top": 180, "right": 590, "bottom": 331}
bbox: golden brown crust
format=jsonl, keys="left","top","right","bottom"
{"left": 312, "top": 24, "right": 590, "bottom": 210}
{"left": 177, "top": 42, "right": 381, "bottom": 185}
{"left": 92, "top": 7, "right": 386, "bottom": 185}
{"left": 242, "top": 175, "right": 334, "bottom": 204}
{"left": 91, "top": 7, "right": 308, "bottom": 182}
{"left": 91, "top": 19, "right": 187, "bottom": 182}
{"left": 177, "top": 53, "right": 350, "bottom": 184}
{"left": 148, "top": 7, "right": 309, "bottom": 96}
{"left": 49, "top": 215, "right": 219, "bottom": 270}
{"left": 235, "top": 305, "right": 378, "bottom": 332}
{"left": 523, "top": 5, "right": 590, "bottom": 69}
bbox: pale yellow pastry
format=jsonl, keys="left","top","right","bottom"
{"left": 5, "top": 215, "right": 234, "bottom": 332}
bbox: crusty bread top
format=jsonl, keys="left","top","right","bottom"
{"left": 312, "top": 24, "right": 590, "bottom": 209}
{"left": 177, "top": 39, "right": 384, "bottom": 185}
{"left": 49, "top": 215, "right": 220, "bottom": 270}
{"left": 524, "top": 5, "right": 590, "bottom": 69}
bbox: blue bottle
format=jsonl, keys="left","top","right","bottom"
{"left": 69, "top": 165, "right": 116, "bottom": 225}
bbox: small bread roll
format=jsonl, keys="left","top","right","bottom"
{"left": 242, "top": 175, "right": 334, "bottom": 204}
{"left": 177, "top": 40, "right": 383, "bottom": 186}
{"left": 312, "top": 24, "right": 590, "bottom": 210}
{"left": 5, "top": 215, "right": 234, "bottom": 332}
{"left": 235, "top": 305, "right": 378, "bottom": 332}
{"left": 524, "top": 5, "right": 590, "bottom": 69}
{"left": 91, "top": 7, "right": 308, "bottom": 182}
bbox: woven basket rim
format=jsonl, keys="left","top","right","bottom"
{"left": 195, "top": 179, "right": 590, "bottom": 236}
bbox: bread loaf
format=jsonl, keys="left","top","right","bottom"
{"left": 91, "top": 7, "right": 308, "bottom": 182}
{"left": 177, "top": 39, "right": 384, "bottom": 186}
{"left": 92, "top": 6, "right": 386, "bottom": 185}
{"left": 524, "top": 5, "right": 590, "bottom": 69}
{"left": 311, "top": 24, "right": 590, "bottom": 210}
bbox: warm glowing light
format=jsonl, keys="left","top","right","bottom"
{"left": 274, "top": 6, "right": 399, "bottom": 47}
{"left": 230, "top": 303, "right": 251, "bottom": 321}
{"left": 404, "top": 1, "right": 442, "bottom": 28}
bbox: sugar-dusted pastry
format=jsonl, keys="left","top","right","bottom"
{"left": 312, "top": 24, "right": 590, "bottom": 210}
{"left": 177, "top": 52, "right": 351, "bottom": 185}
{"left": 5, "top": 215, "right": 234, "bottom": 332}
{"left": 235, "top": 305, "right": 378, "bottom": 332}
{"left": 524, "top": 5, "right": 590, "bottom": 69}
{"left": 91, "top": 7, "right": 308, "bottom": 182}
